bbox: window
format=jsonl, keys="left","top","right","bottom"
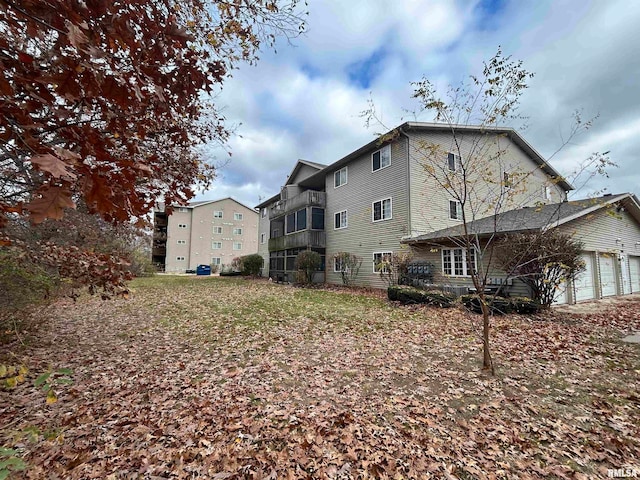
{"left": 442, "top": 248, "right": 477, "bottom": 277}
{"left": 177, "top": 240, "right": 186, "bottom": 245}
{"left": 233, "top": 242, "right": 242, "bottom": 250}
{"left": 213, "top": 226, "right": 223, "bottom": 234}
{"left": 373, "top": 252, "right": 393, "bottom": 273}
{"left": 543, "top": 185, "right": 552, "bottom": 200}
{"left": 212, "top": 241, "right": 222, "bottom": 249}
{"left": 447, "top": 153, "right": 460, "bottom": 172}
{"left": 234, "top": 213, "right": 243, "bottom": 221}
{"left": 233, "top": 227, "right": 243, "bottom": 235}
{"left": 334, "top": 210, "right": 347, "bottom": 229}
{"left": 311, "top": 207, "right": 325, "bottom": 230}
{"left": 213, "top": 211, "right": 223, "bottom": 218}
{"left": 211, "top": 257, "right": 221, "bottom": 266}
{"left": 260, "top": 233, "right": 266, "bottom": 244}
{"left": 286, "top": 208, "right": 307, "bottom": 234}
{"left": 176, "top": 256, "right": 186, "bottom": 261}
{"left": 178, "top": 223, "right": 188, "bottom": 229}
{"left": 261, "top": 208, "right": 266, "bottom": 218}
{"left": 449, "top": 200, "right": 462, "bottom": 220}
{"left": 178, "top": 207, "right": 189, "bottom": 213}
{"left": 372, "top": 145, "right": 391, "bottom": 172}
{"left": 372, "top": 198, "right": 392, "bottom": 222}
{"left": 334, "top": 167, "right": 347, "bottom": 188}
{"left": 503, "top": 171, "right": 511, "bottom": 189}
{"left": 334, "top": 256, "right": 345, "bottom": 273}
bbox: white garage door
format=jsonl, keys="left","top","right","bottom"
{"left": 574, "top": 253, "right": 596, "bottom": 301}
{"left": 620, "top": 254, "right": 632, "bottom": 295}
{"left": 599, "top": 254, "right": 617, "bottom": 297}
{"left": 630, "top": 256, "right": 640, "bottom": 293}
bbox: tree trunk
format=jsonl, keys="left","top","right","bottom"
{"left": 479, "top": 296, "right": 494, "bottom": 374}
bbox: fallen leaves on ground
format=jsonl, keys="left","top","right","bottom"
{"left": 1, "top": 276, "right": 639, "bottom": 479}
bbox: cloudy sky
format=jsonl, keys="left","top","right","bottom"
{"left": 196, "top": 0, "right": 640, "bottom": 209}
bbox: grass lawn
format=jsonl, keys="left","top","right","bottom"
{"left": 1, "top": 275, "right": 639, "bottom": 479}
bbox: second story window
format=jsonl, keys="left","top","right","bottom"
{"left": 213, "top": 226, "right": 223, "bottom": 234}
{"left": 334, "top": 210, "right": 347, "bottom": 229}
{"left": 372, "top": 198, "right": 392, "bottom": 222}
{"left": 213, "top": 211, "right": 223, "bottom": 218}
{"left": 334, "top": 167, "right": 347, "bottom": 188}
{"left": 233, "top": 227, "right": 243, "bottom": 235}
{"left": 212, "top": 241, "right": 222, "bottom": 249}
{"left": 234, "top": 213, "right": 243, "bottom": 221}
{"left": 448, "top": 153, "right": 460, "bottom": 172}
{"left": 449, "top": 200, "right": 462, "bottom": 220}
{"left": 311, "top": 207, "right": 325, "bottom": 230}
{"left": 233, "top": 242, "right": 242, "bottom": 250}
{"left": 372, "top": 145, "right": 391, "bottom": 172}
{"left": 286, "top": 208, "right": 307, "bottom": 234}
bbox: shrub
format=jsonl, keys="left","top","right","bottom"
{"left": 230, "top": 257, "right": 243, "bottom": 272}
{"left": 510, "top": 297, "right": 541, "bottom": 314}
{"left": 294, "top": 250, "right": 321, "bottom": 285}
{"left": 461, "top": 294, "right": 513, "bottom": 315}
{"left": 209, "top": 263, "right": 220, "bottom": 274}
{"left": 388, "top": 286, "right": 455, "bottom": 307}
{"left": 333, "top": 252, "right": 362, "bottom": 286}
{"left": 240, "top": 254, "right": 263, "bottom": 276}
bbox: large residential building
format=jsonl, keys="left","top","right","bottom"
{"left": 256, "top": 122, "right": 640, "bottom": 304}
{"left": 153, "top": 197, "right": 259, "bottom": 273}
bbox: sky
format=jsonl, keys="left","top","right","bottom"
{"left": 196, "top": 0, "right": 640, "bottom": 209}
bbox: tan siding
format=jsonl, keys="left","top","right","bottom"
{"left": 257, "top": 205, "right": 271, "bottom": 276}
{"left": 325, "top": 138, "right": 410, "bottom": 287}
{"left": 408, "top": 131, "right": 566, "bottom": 238}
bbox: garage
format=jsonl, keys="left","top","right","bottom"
{"left": 599, "top": 254, "right": 617, "bottom": 297}
{"left": 630, "top": 256, "right": 640, "bottom": 293}
{"left": 574, "top": 253, "right": 596, "bottom": 301}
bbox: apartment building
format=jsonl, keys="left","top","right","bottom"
{"left": 256, "top": 122, "right": 640, "bottom": 303}
{"left": 152, "top": 197, "right": 259, "bottom": 272}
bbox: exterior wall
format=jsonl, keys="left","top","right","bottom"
{"left": 408, "top": 243, "right": 531, "bottom": 298}
{"left": 289, "top": 164, "right": 320, "bottom": 184}
{"left": 407, "top": 131, "right": 566, "bottom": 238}
{"left": 165, "top": 199, "right": 259, "bottom": 272}
{"left": 558, "top": 207, "right": 640, "bottom": 298}
{"left": 324, "top": 137, "right": 410, "bottom": 287}
{"left": 257, "top": 204, "right": 271, "bottom": 277}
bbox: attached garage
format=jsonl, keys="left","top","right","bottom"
{"left": 574, "top": 253, "right": 596, "bottom": 301}
{"left": 630, "top": 256, "right": 640, "bottom": 293}
{"left": 598, "top": 253, "right": 617, "bottom": 297}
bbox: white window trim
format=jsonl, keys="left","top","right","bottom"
{"left": 260, "top": 233, "right": 266, "bottom": 244}
{"left": 212, "top": 242, "right": 222, "bottom": 249}
{"left": 234, "top": 213, "right": 244, "bottom": 221}
{"left": 371, "top": 144, "right": 391, "bottom": 172}
{"left": 233, "top": 242, "right": 242, "bottom": 250}
{"left": 334, "top": 257, "right": 344, "bottom": 273}
{"left": 334, "top": 166, "right": 348, "bottom": 189}
{"left": 372, "top": 197, "right": 392, "bottom": 223}
{"left": 372, "top": 251, "right": 393, "bottom": 273}
{"left": 448, "top": 200, "right": 462, "bottom": 221}
{"left": 213, "top": 226, "right": 223, "bottom": 234}
{"left": 447, "top": 152, "right": 461, "bottom": 172}
{"left": 213, "top": 211, "right": 223, "bottom": 218}
{"left": 441, "top": 248, "right": 477, "bottom": 277}
{"left": 233, "top": 227, "right": 243, "bottom": 235}
{"left": 334, "top": 210, "right": 348, "bottom": 230}
{"left": 211, "top": 257, "right": 221, "bottom": 266}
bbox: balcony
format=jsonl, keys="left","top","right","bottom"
{"left": 268, "top": 230, "right": 326, "bottom": 251}
{"left": 152, "top": 246, "right": 167, "bottom": 256}
{"left": 269, "top": 190, "right": 325, "bottom": 220}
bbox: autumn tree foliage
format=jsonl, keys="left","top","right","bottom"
{"left": 0, "top": 0, "right": 304, "bottom": 299}
{"left": 495, "top": 230, "right": 585, "bottom": 308}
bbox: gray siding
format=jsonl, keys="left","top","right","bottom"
{"left": 325, "top": 138, "right": 410, "bottom": 287}
{"left": 257, "top": 205, "right": 271, "bottom": 276}
{"left": 407, "top": 131, "right": 567, "bottom": 238}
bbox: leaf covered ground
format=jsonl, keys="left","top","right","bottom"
{"left": 1, "top": 276, "right": 639, "bottom": 479}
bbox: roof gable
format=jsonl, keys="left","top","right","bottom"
{"left": 285, "top": 159, "right": 326, "bottom": 185}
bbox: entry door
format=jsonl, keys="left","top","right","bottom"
{"left": 574, "top": 253, "right": 595, "bottom": 301}
{"left": 599, "top": 254, "right": 617, "bottom": 297}
{"left": 619, "top": 254, "right": 631, "bottom": 295}
{"left": 630, "top": 256, "right": 640, "bottom": 293}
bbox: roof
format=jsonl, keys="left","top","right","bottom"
{"left": 402, "top": 193, "right": 640, "bottom": 244}
{"left": 159, "top": 197, "right": 257, "bottom": 212}
{"left": 297, "top": 122, "right": 574, "bottom": 192}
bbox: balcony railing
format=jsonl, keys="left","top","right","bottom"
{"left": 268, "top": 230, "right": 326, "bottom": 251}
{"left": 269, "top": 190, "right": 325, "bottom": 220}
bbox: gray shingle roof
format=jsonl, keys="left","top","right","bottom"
{"left": 402, "top": 193, "right": 632, "bottom": 244}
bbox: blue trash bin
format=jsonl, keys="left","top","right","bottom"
{"left": 196, "top": 264, "right": 211, "bottom": 276}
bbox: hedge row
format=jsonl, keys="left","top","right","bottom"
{"left": 387, "top": 286, "right": 456, "bottom": 308}
{"left": 460, "top": 294, "right": 540, "bottom": 315}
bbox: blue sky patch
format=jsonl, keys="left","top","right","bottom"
{"left": 347, "top": 47, "right": 388, "bottom": 89}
